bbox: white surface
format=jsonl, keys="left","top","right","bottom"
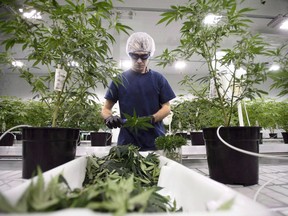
{"left": 1, "top": 151, "right": 272, "bottom": 216}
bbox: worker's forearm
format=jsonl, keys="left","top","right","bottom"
{"left": 101, "top": 108, "right": 112, "bottom": 120}
{"left": 153, "top": 104, "right": 171, "bottom": 122}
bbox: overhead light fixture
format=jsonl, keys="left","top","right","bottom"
{"left": 68, "top": 60, "right": 79, "bottom": 67}
{"left": 267, "top": 14, "right": 288, "bottom": 30}
{"left": 20, "top": 9, "right": 42, "bottom": 19}
{"left": 174, "top": 61, "right": 186, "bottom": 70}
{"left": 269, "top": 64, "right": 280, "bottom": 71}
{"left": 280, "top": 20, "right": 288, "bottom": 30}
{"left": 120, "top": 60, "right": 132, "bottom": 69}
{"left": 12, "top": 60, "right": 24, "bottom": 68}
{"left": 203, "top": 14, "right": 222, "bottom": 25}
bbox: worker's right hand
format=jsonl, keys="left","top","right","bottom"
{"left": 105, "top": 115, "right": 123, "bottom": 129}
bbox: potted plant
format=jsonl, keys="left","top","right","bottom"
{"left": 277, "top": 101, "right": 288, "bottom": 143}
{"left": 172, "top": 98, "right": 212, "bottom": 145}
{"left": 157, "top": 0, "right": 271, "bottom": 185}
{"left": 155, "top": 135, "right": 187, "bottom": 163}
{"left": 0, "top": 0, "right": 131, "bottom": 178}
{"left": 0, "top": 96, "right": 27, "bottom": 145}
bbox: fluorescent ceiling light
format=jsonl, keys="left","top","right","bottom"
{"left": 269, "top": 64, "right": 280, "bottom": 71}
{"left": 19, "top": 8, "right": 23, "bottom": 13}
{"left": 22, "top": 9, "right": 42, "bottom": 19}
{"left": 68, "top": 60, "right": 79, "bottom": 67}
{"left": 279, "top": 20, "right": 288, "bottom": 30}
{"left": 203, "top": 14, "right": 222, "bottom": 25}
{"left": 12, "top": 60, "right": 24, "bottom": 68}
{"left": 120, "top": 60, "right": 132, "bottom": 69}
{"left": 174, "top": 61, "right": 186, "bottom": 70}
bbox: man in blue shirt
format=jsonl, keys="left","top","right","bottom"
{"left": 101, "top": 32, "right": 175, "bottom": 150}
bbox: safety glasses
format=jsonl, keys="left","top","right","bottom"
{"left": 129, "top": 53, "right": 150, "bottom": 60}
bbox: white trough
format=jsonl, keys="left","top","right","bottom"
{"left": 1, "top": 151, "right": 272, "bottom": 216}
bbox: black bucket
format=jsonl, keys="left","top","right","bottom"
{"left": 22, "top": 127, "right": 80, "bottom": 179}
{"left": 203, "top": 127, "right": 260, "bottom": 186}
{"left": 0, "top": 132, "right": 14, "bottom": 146}
{"left": 175, "top": 132, "right": 188, "bottom": 139}
{"left": 269, "top": 133, "right": 277, "bottom": 139}
{"left": 190, "top": 131, "right": 205, "bottom": 145}
{"left": 282, "top": 132, "right": 288, "bottom": 144}
{"left": 90, "top": 132, "right": 112, "bottom": 146}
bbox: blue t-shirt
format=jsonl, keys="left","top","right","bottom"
{"left": 105, "top": 69, "right": 176, "bottom": 150}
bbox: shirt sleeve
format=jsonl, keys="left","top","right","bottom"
{"left": 104, "top": 81, "right": 119, "bottom": 103}
{"left": 158, "top": 74, "right": 176, "bottom": 104}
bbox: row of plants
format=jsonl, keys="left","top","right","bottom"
{"left": 245, "top": 99, "right": 288, "bottom": 134}
{"left": 169, "top": 98, "right": 288, "bottom": 134}
{"left": 0, "top": 96, "right": 105, "bottom": 132}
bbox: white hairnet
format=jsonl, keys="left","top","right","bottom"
{"left": 126, "top": 32, "right": 156, "bottom": 57}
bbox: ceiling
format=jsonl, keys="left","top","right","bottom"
{"left": 110, "top": 0, "right": 288, "bottom": 75}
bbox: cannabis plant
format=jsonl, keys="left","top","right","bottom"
{"left": 157, "top": 0, "right": 270, "bottom": 127}
{"left": 268, "top": 44, "right": 288, "bottom": 97}
{"left": 0, "top": 0, "right": 132, "bottom": 127}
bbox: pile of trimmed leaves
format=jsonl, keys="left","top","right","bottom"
{"left": 84, "top": 145, "right": 160, "bottom": 187}
{"left": 0, "top": 145, "right": 179, "bottom": 215}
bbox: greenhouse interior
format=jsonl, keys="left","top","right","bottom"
{"left": 0, "top": 0, "right": 288, "bottom": 215}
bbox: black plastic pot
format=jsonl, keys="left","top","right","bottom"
{"left": 269, "top": 133, "right": 277, "bottom": 139}
{"left": 175, "top": 132, "right": 188, "bottom": 139}
{"left": 203, "top": 127, "right": 260, "bottom": 186}
{"left": 259, "top": 132, "right": 263, "bottom": 144}
{"left": 90, "top": 132, "right": 112, "bottom": 146}
{"left": 282, "top": 132, "right": 288, "bottom": 144}
{"left": 22, "top": 127, "right": 80, "bottom": 179}
{"left": 190, "top": 132, "right": 205, "bottom": 145}
{"left": 0, "top": 133, "right": 14, "bottom": 146}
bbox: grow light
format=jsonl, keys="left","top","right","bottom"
{"left": 174, "top": 61, "right": 186, "bottom": 70}
{"left": 21, "top": 9, "right": 42, "bottom": 19}
{"left": 203, "top": 14, "right": 222, "bottom": 25}
{"left": 279, "top": 20, "right": 288, "bottom": 30}
{"left": 11, "top": 60, "right": 24, "bottom": 68}
{"left": 68, "top": 60, "right": 79, "bottom": 67}
{"left": 269, "top": 64, "right": 280, "bottom": 71}
{"left": 120, "top": 59, "right": 132, "bottom": 69}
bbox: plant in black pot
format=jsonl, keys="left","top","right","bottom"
{"left": 0, "top": 96, "right": 27, "bottom": 146}
{"left": 155, "top": 135, "right": 186, "bottom": 163}
{"left": 157, "top": 0, "right": 273, "bottom": 185}
{"left": 0, "top": 0, "right": 131, "bottom": 178}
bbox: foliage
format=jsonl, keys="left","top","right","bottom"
{"left": 84, "top": 145, "right": 160, "bottom": 187}
{"left": 245, "top": 99, "right": 281, "bottom": 132}
{"left": 24, "top": 100, "right": 52, "bottom": 127}
{"left": 155, "top": 135, "right": 186, "bottom": 152}
{"left": 0, "top": 0, "right": 132, "bottom": 127}
{"left": 267, "top": 44, "right": 288, "bottom": 97}
{"left": 0, "top": 96, "right": 27, "bottom": 131}
{"left": 0, "top": 146, "right": 178, "bottom": 215}
{"left": 274, "top": 101, "right": 288, "bottom": 132}
{"left": 123, "top": 111, "right": 154, "bottom": 134}
{"left": 157, "top": 0, "right": 270, "bottom": 127}
{"left": 60, "top": 100, "right": 105, "bottom": 131}
{"left": 171, "top": 98, "right": 233, "bottom": 131}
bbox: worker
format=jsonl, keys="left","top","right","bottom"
{"left": 101, "top": 32, "right": 175, "bottom": 151}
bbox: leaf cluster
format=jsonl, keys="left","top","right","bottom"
{"left": 155, "top": 135, "right": 187, "bottom": 153}
{"left": 123, "top": 111, "right": 154, "bottom": 134}
{"left": 267, "top": 44, "right": 288, "bottom": 97}
{"left": 84, "top": 145, "right": 161, "bottom": 187}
